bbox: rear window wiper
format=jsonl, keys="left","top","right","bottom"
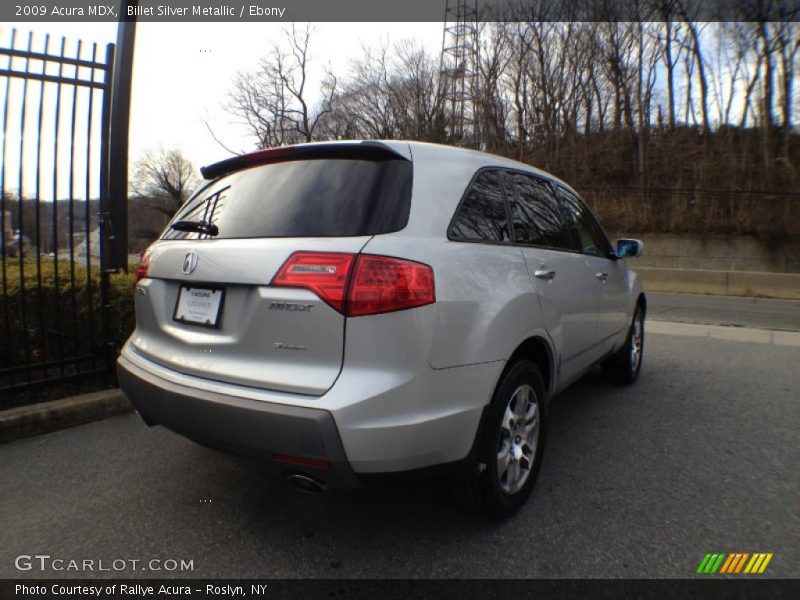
{"left": 169, "top": 220, "right": 219, "bottom": 237}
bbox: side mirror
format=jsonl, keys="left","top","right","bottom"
{"left": 616, "top": 238, "right": 643, "bottom": 259}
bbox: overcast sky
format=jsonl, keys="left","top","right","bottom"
{"left": 6, "top": 21, "right": 443, "bottom": 185}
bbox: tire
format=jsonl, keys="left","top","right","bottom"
{"left": 602, "top": 303, "right": 645, "bottom": 385}
{"left": 451, "top": 360, "right": 546, "bottom": 518}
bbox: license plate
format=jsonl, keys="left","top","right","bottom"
{"left": 173, "top": 286, "right": 225, "bottom": 328}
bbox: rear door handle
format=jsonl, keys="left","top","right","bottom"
{"left": 596, "top": 272, "right": 608, "bottom": 281}
{"left": 534, "top": 269, "right": 556, "bottom": 280}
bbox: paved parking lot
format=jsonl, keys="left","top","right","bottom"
{"left": 2, "top": 323, "right": 798, "bottom": 579}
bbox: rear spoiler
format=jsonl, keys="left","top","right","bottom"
{"left": 200, "top": 141, "right": 410, "bottom": 180}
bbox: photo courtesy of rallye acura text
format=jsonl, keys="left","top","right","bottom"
{"left": 14, "top": 585, "right": 253, "bottom": 597}
{"left": 118, "top": 140, "right": 645, "bottom": 518}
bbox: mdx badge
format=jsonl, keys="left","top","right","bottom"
{"left": 269, "top": 301, "right": 314, "bottom": 312}
{"left": 182, "top": 251, "right": 198, "bottom": 275}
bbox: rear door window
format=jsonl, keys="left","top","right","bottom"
{"left": 448, "top": 170, "right": 511, "bottom": 243}
{"left": 163, "top": 158, "right": 413, "bottom": 240}
{"left": 555, "top": 186, "right": 614, "bottom": 257}
{"left": 501, "top": 171, "right": 573, "bottom": 250}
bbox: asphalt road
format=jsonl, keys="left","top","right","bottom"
{"left": 648, "top": 292, "right": 800, "bottom": 332}
{"left": 2, "top": 327, "right": 798, "bottom": 579}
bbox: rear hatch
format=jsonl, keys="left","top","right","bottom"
{"left": 130, "top": 143, "right": 413, "bottom": 396}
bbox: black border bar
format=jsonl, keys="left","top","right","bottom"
{"left": 3, "top": 579, "right": 800, "bottom": 600}
{"left": 2, "top": 0, "right": 799, "bottom": 23}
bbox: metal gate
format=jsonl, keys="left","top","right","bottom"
{"left": 0, "top": 29, "right": 116, "bottom": 392}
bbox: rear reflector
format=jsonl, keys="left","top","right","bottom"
{"left": 274, "top": 453, "right": 330, "bottom": 469}
{"left": 271, "top": 252, "right": 435, "bottom": 317}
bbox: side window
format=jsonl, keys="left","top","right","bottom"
{"left": 555, "top": 186, "right": 613, "bottom": 257}
{"left": 502, "top": 171, "right": 573, "bottom": 250}
{"left": 448, "top": 170, "right": 511, "bottom": 243}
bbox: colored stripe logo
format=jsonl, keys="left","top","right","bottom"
{"left": 696, "top": 552, "right": 773, "bottom": 574}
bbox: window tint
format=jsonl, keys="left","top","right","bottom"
{"left": 502, "top": 171, "right": 572, "bottom": 250}
{"left": 448, "top": 170, "right": 511, "bottom": 243}
{"left": 163, "top": 158, "right": 412, "bottom": 239}
{"left": 555, "top": 186, "right": 613, "bottom": 257}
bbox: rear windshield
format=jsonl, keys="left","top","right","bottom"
{"left": 162, "top": 158, "right": 412, "bottom": 240}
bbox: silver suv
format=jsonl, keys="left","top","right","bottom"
{"left": 118, "top": 141, "right": 645, "bottom": 517}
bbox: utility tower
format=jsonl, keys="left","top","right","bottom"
{"left": 439, "top": 0, "right": 480, "bottom": 146}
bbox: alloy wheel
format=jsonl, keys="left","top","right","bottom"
{"left": 496, "top": 384, "right": 540, "bottom": 495}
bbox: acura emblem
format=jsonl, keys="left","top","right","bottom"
{"left": 182, "top": 251, "right": 198, "bottom": 275}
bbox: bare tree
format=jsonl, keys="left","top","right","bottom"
{"left": 131, "top": 148, "right": 198, "bottom": 240}
{"left": 600, "top": 22, "right": 637, "bottom": 132}
{"left": 677, "top": 8, "right": 711, "bottom": 134}
{"left": 503, "top": 22, "right": 532, "bottom": 156}
{"left": 388, "top": 42, "right": 447, "bottom": 141}
{"left": 228, "top": 25, "right": 337, "bottom": 148}
{"left": 712, "top": 23, "right": 748, "bottom": 127}
{"left": 635, "top": 18, "right": 661, "bottom": 181}
{"left": 474, "top": 23, "right": 512, "bottom": 151}
{"left": 658, "top": 1, "right": 684, "bottom": 130}
{"left": 728, "top": 22, "right": 764, "bottom": 129}
{"left": 321, "top": 44, "right": 398, "bottom": 140}
{"left": 317, "top": 39, "right": 448, "bottom": 143}
{"left": 774, "top": 20, "right": 799, "bottom": 157}
{"left": 131, "top": 148, "right": 198, "bottom": 216}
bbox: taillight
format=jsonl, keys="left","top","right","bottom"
{"left": 271, "top": 252, "right": 355, "bottom": 312}
{"left": 347, "top": 255, "right": 435, "bottom": 317}
{"left": 133, "top": 250, "right": 150, "bottom": 286}
{"left": 271, "top": 251, "right": 435, "bottom": 317}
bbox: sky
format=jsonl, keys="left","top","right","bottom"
{"left": 6, "top": 21, "right": 444, "bottom": 180}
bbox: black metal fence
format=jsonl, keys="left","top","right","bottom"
{"left": 0, "top": 29, "right": 116, "bottom": 392}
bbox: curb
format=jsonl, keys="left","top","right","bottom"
{"left": 0, "top": 389, "right": 132, "bottom": 444}
{"left": 648, "top": 320, "right": 800, "bottom": 346}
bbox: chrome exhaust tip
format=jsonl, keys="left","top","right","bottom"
{"left": 286, "top": 473, "right": 327, "bottom": 495}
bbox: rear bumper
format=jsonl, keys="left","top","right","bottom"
{"left": 118, "top": 334, "right": 501, "bottom": 478}
{"left": 117, "top": 354, "right": 359, "bottom": 489}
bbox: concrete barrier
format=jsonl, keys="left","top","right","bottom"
{"left": 614, "top": 233, "right": 800, "bottom": 274}
{"left": 635, "top": 267, "right": 800, "bottom": 300}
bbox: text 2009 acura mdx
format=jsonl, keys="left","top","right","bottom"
{"left": 118, "top": 141, "right": 645, "bottom": 517}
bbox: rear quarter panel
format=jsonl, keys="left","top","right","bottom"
{"left": 375, "top": 144, "right": 556, "bottom": 375}
{"left": 362, "top": 237, "right": 551, "bottom": 373}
